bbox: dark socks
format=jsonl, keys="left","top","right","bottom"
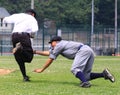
{"left": 17, "top": 61, "right": 27, "bottom": 78}
{"left": 76, "top": 72, "right": 104, "bottom": 82}
{"left": 90, "top": 72, "right": 104, "bottom": 80}
{"left": 76, "top": 71, "right": 87, "bottom": 82}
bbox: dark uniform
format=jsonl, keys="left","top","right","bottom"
{"left": 3, "top": 9, "right": 38, "bottom": 81}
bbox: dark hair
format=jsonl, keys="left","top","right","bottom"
{"left": 25, "top": 9, "right": 36, "bottom": 18}
{"left": 49, "top": 36, "right": 62, "bottom": 43}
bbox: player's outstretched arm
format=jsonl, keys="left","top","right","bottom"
{"left": 33, "top": 50, "right": 50, "bottom": 56}
{"left": 34, "top": 58, "right": 54, "bottom": 73}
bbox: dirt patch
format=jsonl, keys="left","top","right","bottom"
{"left": 0, "top": 69, "right": 15, "bottom": 75}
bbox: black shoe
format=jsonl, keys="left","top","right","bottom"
{"left": 13, "top": 42, "right": 23, "bottom": 54}
{"left": 80, "top": 82, "right": 91, "bottom": 88}
{"left": 103, "top": 68, "right": 115, "bottom": 82}
{"left": 23, "top": 76, "right": 30, "bottom": 82}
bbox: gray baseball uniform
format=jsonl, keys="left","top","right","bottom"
{"left": 49, "top": 40, "right": 95, "bottom": 80}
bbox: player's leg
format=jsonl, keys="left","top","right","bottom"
{"left": 14, "top": 53, "right": 30, "bottom": 81}
{"left": 86, "top": 54, "right": 115, "bottom": 82}
{"left": 90, "top": 68, "right": 115, "bottom": 82}
{"left": 90, "top": 72, "right": 104, "bottom": 79}
{"left": 84, "top": 50, "right": 115, "bottom": 82}
{"left": 21, "top": 33, "right": 33, "bottom": 63}
{"left": 12, "top": 33, "right": 30, "bottom": 81}
{"left": 71, "top": 49, "right": 92, "bottom": 88}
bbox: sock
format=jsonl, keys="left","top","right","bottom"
{"left": 76, "top": 71, "right": 87, "bottom": 82}
{"left": 90, "top": 72, "right": 104, "bottom": 80}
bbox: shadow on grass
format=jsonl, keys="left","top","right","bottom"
{"left": 29, "top": 79, "right": 101, "bottom": 87}
{"left": 30, "top": 79, "right": 79, "bottom": 86}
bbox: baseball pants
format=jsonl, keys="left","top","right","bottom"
{"left": 12, "top": 32, "right": 33, "bottom": 77}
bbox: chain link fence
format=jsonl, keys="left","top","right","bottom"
{"left": 0, "top": 23, "right": 120, "bottom": 56}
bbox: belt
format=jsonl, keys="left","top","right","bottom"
{"left": 12, "top": 32, "right": 30, "bottom": 36}
{"left": 78, "top": 45, "right": 83, "bottom": 50}
{"left": 13, "top": 32, "right": 29, "bottom": 34}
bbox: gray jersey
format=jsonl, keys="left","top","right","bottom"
{"left": 49, "top": 40, "right": 95, "bottom": 80}
{"left": 49, "top": 40, "right": 84, "bottom": 59}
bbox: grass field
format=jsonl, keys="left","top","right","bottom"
{"left": 0, "top": 55, "right": 119, "bottom": 95}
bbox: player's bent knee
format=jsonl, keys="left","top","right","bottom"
{"left": 71, "top": 69, "right": 77, "bottom": 76}
{"left": 71, "top": 68, "right": 82, "bottom": 76}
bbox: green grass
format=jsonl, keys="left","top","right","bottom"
{"left": 0, "top": 55, "right": 119, "bottom": 95}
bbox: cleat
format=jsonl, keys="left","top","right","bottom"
{"left": 23, "top": 76, "right": 30, "bottom": 82}
{"left": 12, "top": 42, "right": 23, "bottom": 54}
{"left": 80, "top": 82, "right": 91, "bottom": 88}
{"left": 103, "top": 68, "right": 115, "bottom": 83}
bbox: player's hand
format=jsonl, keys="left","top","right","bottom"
{"left": 34, "top": 68, "right": 43, "bottom": 73}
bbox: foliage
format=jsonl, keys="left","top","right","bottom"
{"left": 36, "top": 0, "right": 93, "bottom": 24}
{"left": 0, "top": 0, "right": 30, "bottom": 14}
{"left": 95, "top": 0, "right": 114, "bottom": 26}
{"left": 0, "top": 0, "right": 120, "bottom": 26}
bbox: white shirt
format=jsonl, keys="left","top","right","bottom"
{"left": 3, "top": 13, "right": 38, "bottom": 34}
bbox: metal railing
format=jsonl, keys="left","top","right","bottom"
{"left": 0, "top": 24, "right": 120, "bottom": 56}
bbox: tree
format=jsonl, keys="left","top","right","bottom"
{"left": 36, "top": 0, "right": 93, "bottom": 24}
{"left": 95, "top": 0, "right": 115, "bottom": 26}
{"left": 1, "top": 0, "right": 120, "bottom": 26}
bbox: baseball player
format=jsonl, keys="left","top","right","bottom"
{"left": 3, "top": 9, "right": 38, "bottom": 82}
{"left": 34, "top": 36, "right": 115, "bottom": 88}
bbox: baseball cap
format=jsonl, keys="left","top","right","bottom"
{"left": 49, "top": 36, "right": 62, "bottom": 43}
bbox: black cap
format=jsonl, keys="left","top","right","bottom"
{"left": 49, "top": 36, "right": 62, "bottom": 43}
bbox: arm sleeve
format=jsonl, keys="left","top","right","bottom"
{"left": 31, "top": 19, "right": 39, "bottom": 33}
{"left": 29, "top": 20, "right": 38, "bottom": 38}
{"left": 3, "top": 14, "right": 17, "bottom": 23}
{"left": 49, "top": 44, "right": 63, "bottom": 60}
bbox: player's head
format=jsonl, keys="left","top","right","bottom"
{"left": 49, "top": 36, "right": 62, "bottom": 44}
{"left": 25, "top": 9, "right": 36, "bottom": 18}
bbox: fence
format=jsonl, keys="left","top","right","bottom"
{"left": 0, "top": 23, "right": 120, "bottom": 56}
{"left": 56, "top": 25, "right": 119, "bottom": 56}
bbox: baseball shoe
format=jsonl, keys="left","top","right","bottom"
{"left": 12, "top": 42, "right": 23, "bottom": 54}
{"left": 80, "top": 82, "right": 91, "bottom": 88}
{"left": 23, "top": 76, "right": 30, "bottom": 82}
{"left": 103, "top": 68, "right": 115, "bottom": 83}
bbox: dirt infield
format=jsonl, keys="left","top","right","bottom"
{"left": 0, "top": 69, "right": 15, "bottom": 75}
